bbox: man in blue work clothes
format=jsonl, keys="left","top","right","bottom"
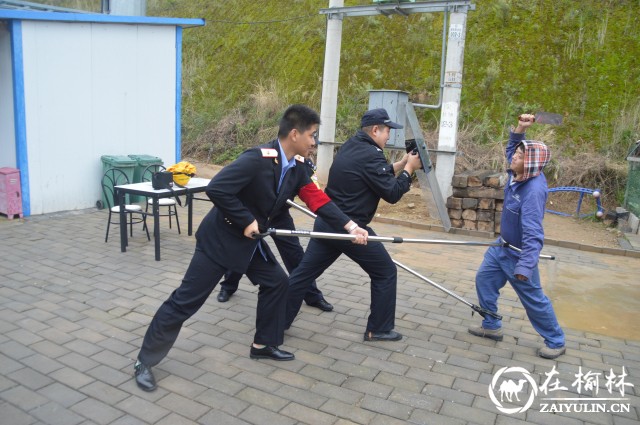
{"left": 286, "top": 108, "right": 422, "bottom": 342}
{"left": 468, "top": 113, "right": 565, "bottom": 359}
{"left": 216, "top": 158, "right": 333, "bottom": 312}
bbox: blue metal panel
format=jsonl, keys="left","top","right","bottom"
{"left": 175, "top": 26, "right": 182, "bottom": 163}
{"left": 8, "top": 19, "right": 29, "bottom": 216}
{"left": 0, "top": 9, "right": 205, "bottom": 28}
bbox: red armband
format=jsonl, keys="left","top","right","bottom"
{"left": 298, "top": 182, "right": 331, "bottom": 212}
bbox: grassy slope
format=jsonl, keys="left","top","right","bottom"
{"left": 147, "top": 0, "right": 640, "bottom": 159}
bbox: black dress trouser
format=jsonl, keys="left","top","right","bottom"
{"left": 221, "top": 212, "right": 324, "bottom": 304}
{"left": 138, "top": 243, "right": 289, "bottom": 367}
{"left": 286, "top": 219, "right": 397, "bottom": 332}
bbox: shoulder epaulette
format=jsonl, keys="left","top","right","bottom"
{"left": 261, "top": 148, "right": 278, "bottom": 158}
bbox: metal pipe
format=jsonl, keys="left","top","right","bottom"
{"left": 412, "top": 8, "right": 448, "bottom": 110}
{"left": 286, "top": 200, "right": 555, "bottom": 260}
{"left": 283, "top": 200, "right": 501, "bottom": 320}
{"left": 393, "top": 259, "right": 501, "bottom": 320}
{"left": 503, "top": 241, "right": 555, "bottom": 261}
{"left": 288, "top": 199, "right": 317, "bottom": 218}
{"left": 266, "top": 226, "right": 502, "bottom": 248}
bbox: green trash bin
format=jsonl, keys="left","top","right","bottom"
{"left": 100, "top": 155, "right": 137, "bottom": 209}
{"left": 128, "top": 154, "right": 164, "bottom": 202}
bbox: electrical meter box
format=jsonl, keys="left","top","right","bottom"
{"left": 368, "top": 90, "right": 409, "bottom": 149}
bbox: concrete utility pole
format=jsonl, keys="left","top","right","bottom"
{"left": 108, "top": 0, "right": 147, "bottom": 16}
{"left": 434, "top": 9, "right": 468, "bottom": 201}
{"left": 316, "top": 0, "right": 344, "bottom": 184}
{"left": 316, "top": 1, "right": 473, "bottom": 197}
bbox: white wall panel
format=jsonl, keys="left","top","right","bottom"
{"left": 90, "top": 23, "right": 139, "bottom": 156}
{"left": 133, "top": 25, "right": 176, "bottom": 164}
{"left": 22, "top": 21, "right": 93, "bottom": 214}
{"left": 21, "top": 21, "right": 176, "bottom": 214}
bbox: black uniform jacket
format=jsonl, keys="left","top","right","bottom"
{"left": 196, "top": 139, "right": 350, "bottom": 273}
{"left": 326, "top": 130, "right": 412, "bottom": 227}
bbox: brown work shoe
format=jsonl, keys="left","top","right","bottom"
{"left": 468, "top": 325, "right": 504, "bottom": 341}
{"left": 538, "top": 345, "right": 566, "bottom": 359}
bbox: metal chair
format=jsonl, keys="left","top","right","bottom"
{"left": 141, "top": 164, "right": 181, "bottom": 234}
{"left": 101, "top": 168, "right": 150, "bottom": 243}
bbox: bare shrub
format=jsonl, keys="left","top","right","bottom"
{"left": 552, "top": 151, "right": 627, "bottom": 208}
{"left": 184, "top": 109, "right": 245, "bottom": 162}
{"left": 182, "top": 80, "right": 292, "bottom": 164}
{"left": 250, "top": 81, "right": 288, "bottom": 120}
{"left": 183, "top": 90, "right": 629, "bottom": 210}
{"left": 429, "top": 121, "right": 627, "bottom": 209}
{"left": 455, "top": 132, "right": 506, "bottom": 173}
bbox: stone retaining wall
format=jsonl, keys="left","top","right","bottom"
{"left": 447, "top": 170, "right": 507, "bottom": 233}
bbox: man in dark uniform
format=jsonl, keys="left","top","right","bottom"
{"left": 286, "top": 108, "right": 421, "bottom": 342}
{"left": 216, "top": 158, "right": 334, "bottom": 312}
{"left": 133, "top": 105, "right": 368, "bottom": 392}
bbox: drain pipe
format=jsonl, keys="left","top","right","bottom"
{"left": 412, "top": 8, "right": 448, "bottom": 110}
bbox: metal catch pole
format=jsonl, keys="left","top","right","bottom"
{"left": 393, "top": 260, "right": 502, "bottom": 320}
{"left": 281, "top": 200, "right": 502, "bottom": 319}
{"left": 286, "top": 200, "right": 555, "bottom": 260}
{"left": 263, "top": 227, "right": 504, "bottom": 248}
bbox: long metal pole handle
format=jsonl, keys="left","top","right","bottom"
{"left": 267, "top": 227, "right": 504, "bottom": 247}
{"left": 504, "top": 242, "right": 556, "bottom": 261}
{"left": 393, "top": 260, "right": 471, "bottom": 306}
{"left": 286, "top": 200, "right": 502, "bottom": 320}
{"left": 286, "top": 200, "right": 555, "bottom": 260}
{"left": 393, "top": 259, "right": 503, "bottom": 320}
{"left": 288, "top": 199, "right": 317, "bottom": 218}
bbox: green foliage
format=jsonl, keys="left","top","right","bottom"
{"left": 13, "top": 0, "right": 102, "bottom": 11}
{"left": 147, "top": 0, "right": 640, "bottom": 167}
{"left": 465, "top": 0, "right": 640, "bottom": 151}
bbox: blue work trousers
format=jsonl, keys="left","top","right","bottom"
{"left": 476, "top": 245, "right": 565, "bottom": 349}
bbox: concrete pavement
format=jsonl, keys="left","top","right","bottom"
{"left": 1, "top": 201, "right": 639, "bottom": 425}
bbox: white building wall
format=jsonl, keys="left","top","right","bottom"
{"left": 0, "top": 24, "right": 16, "bottom": 169}
{"left": 21, "top": 21, "right": 176, "bottom": 214}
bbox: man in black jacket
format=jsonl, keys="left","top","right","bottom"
{"left": 216, "top": 158, "right": 333, "bottom": 312}
{"left": 133, "top": 105, "right": 368, "bottom": 392}
{"left": 286, "top": 108, "right": 421, "bottom": 342}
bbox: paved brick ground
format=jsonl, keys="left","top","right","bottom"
{"left": 1, "top": 202, "right": 639, "bottom": 425}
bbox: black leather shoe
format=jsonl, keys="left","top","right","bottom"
{"left": 364, "top": 330, "right": 403, "bottom": 342}
{"left": 306, "top": 298, "right": 334, "bottom": 312}
{"left": 217, "top": 289, "right": 233, "bottom": 303}
{"left": 249, "top": 345, "right": 295, "bottom": 361}
{"left": 134, "top": 360, "right": 157, "bottom": 392}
